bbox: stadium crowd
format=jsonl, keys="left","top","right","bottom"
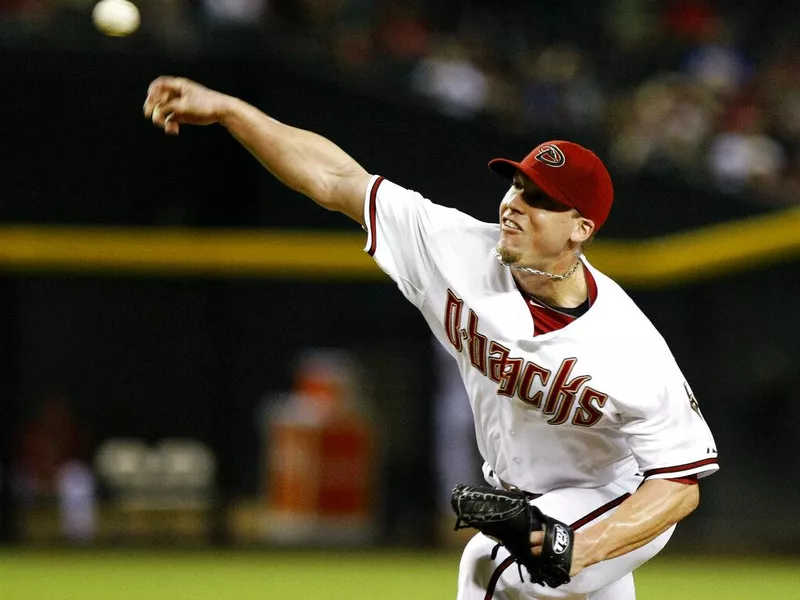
{"left": 2, "top": 0, "right": 798, "bottom": 205}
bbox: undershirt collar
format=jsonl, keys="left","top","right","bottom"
{"left": 516, "top": 265, "right": 598, "bottom": 336}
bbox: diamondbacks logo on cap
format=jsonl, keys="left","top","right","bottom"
{"left": 535, "top": 144, "right": 566, "bottom": 168}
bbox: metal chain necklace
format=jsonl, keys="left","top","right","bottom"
{"left": 493, "top": 250, "right": 582, "bottom": 281}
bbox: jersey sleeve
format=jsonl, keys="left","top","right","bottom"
{"left": 616, "top": 359, "right": 719, "bottom": 481}
{"left": 363, "top": 175, "right": 466, "bottom": 308}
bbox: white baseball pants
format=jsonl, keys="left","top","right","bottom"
{"left": 456, "top": 480, "right": 675, "bottom": 600}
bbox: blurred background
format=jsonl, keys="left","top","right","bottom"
{"left": 1, "top": 0, "right": 799, "bottom": 597}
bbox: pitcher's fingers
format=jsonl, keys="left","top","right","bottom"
{"left": 143, "top": 97, "right": 158, "bottom": 119}
{"left": 143, "top": 91, "right": 158, "bottom": 118}
{"left": 164, "top": 115, "right": 180, "bottom": 135}
{"left": 156, "top": 97, "right": 186, "bottom": 119}
{"left": 151, "top": 104, "right": 171, "bottom": 128}
{"left": 145, "top": 77, "right": 184, "bottom": 115}
{"left": 147, "top": 76, "right": 181, "bottom": 99}
{"left": 143, "top": 91, "right": 171, "bottom": 119}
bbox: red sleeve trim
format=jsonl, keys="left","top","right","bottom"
{"left": 643, "top": 457, "right": 718, "bottom": 479}
{"left": 666, "top": 475, "right": 698, "bottom": 485}
{"left": 366, "top": 176, "right": 385, "bottom": 257}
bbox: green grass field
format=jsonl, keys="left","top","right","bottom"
{"left": 1, "top": 549, "right": 798, "bottom": 599}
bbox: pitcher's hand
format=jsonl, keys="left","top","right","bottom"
{"left": 143, "top": 76, "right": 230, "bottom": 135}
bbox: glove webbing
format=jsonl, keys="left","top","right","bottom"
{"left": 453, "top": 488, "right": 533, "bottom": 530}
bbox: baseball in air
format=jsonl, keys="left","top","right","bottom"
{"left": 92, "top": 0, "right": 141, "bottom": 37}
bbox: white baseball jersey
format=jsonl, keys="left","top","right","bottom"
{"left": 363, "top": 175, "right": 719, "bottom": 495}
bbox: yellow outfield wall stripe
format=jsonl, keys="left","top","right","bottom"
{"left": 0, "top": 227, "right": 375, "bottom": 280}
{"left": 586, "top": 206, "right": 800, "bottom": 286}
{"left": 0, "top": 207, "right": 798, "bottom": 288}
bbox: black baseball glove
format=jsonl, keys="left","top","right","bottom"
{"left": 451, "top": 484, "right": 574, "bottom": 588}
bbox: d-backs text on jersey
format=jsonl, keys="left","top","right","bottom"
{"left": 444, "top": 289, "right": 607, "bottom": 427}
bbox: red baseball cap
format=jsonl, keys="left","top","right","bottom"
{"left": 488, "top": 141, "right": 614, "bottom": 230}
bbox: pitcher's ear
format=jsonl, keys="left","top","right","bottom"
{"left": 572, "top": 216, "right": 595, "bottom": 244}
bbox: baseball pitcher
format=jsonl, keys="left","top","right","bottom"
{"left": 143, "top": 77, "right": 718, "bottom": 600}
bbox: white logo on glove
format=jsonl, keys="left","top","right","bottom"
{"left": 552, "top": 524, "right": 571, "bottom": 555}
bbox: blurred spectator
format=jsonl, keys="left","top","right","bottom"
{"left": 519, "top": 44, "right": 605, "bottom": 134}
{"left": 708, "top": 103, "right": 786, "bottom": 194}
{"left": 610, "top": 74, "right": 718, "bottom": 174}
{"left": 12, "top": 388, "right": 91, "bottom": 502}
{"left": 201, "top": 0, "right": 267, "bottom": 27}
{"left": 684, "top": 37, "right": 751, "bottom": 99}
{"left": 11, "top": 386, "right": 96, "bottom": 542}
{"left": 677, "top": 8, "right": 752, "bottom": 102}
{"left": 56, "top": 460, "right": 96, "bottom": 542}
{"left": 375, "top": 0, "right": 430, "bottom": 65}
{"left": 662, "top": 0, "right": 720, "bottom": 43}
{"left": 410, "top": 36, "right": 487, "bottom": 118}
